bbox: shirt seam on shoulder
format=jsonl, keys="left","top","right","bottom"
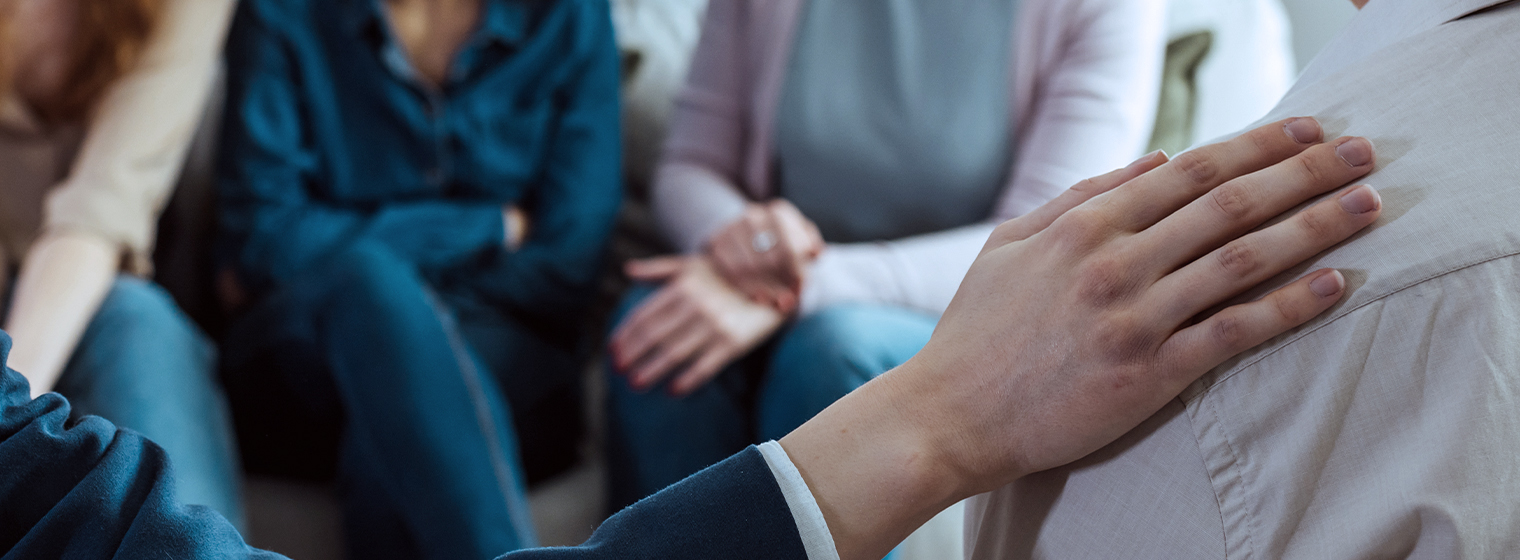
{"left": 1192, "top": 248, "right": 1520, "bottom": 395}
{"left": 1196, "top": 401, "right": 1242, "bottom": 559}
{"left": 1198, "top": 395, "right": 1258, "bottom": 560}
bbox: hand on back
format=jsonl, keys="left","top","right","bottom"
{"left": 896, "top": 117, "right": 1381, "bottom": 493}
{"left": 782, "top": 119, "right": 1383, "bottom": 560}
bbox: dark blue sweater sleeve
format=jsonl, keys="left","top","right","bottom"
{"left": 1, "top": 333, "right": 805, "bottom": 559}
{"left": 218, "top": 0, "right": 506, "bottom": 292}
{"left": 460, "top": 0, "right": 623, "bottom": 319}
{"left": 0, "top": 336, "right": 286, "bottom": 559}
{"left": 495, "top": 446, "right": 810, "bottom": 560}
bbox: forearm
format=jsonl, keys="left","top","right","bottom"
{"left": 799, "top": 224, "right": 994, "bottom": 315}
{"left": 779, "top": 360, "right": 969, "bottom": 560}
{"left": 652, "top": 162, "right": 751, "bottom": 253}
{"left": 3, "top": 232, "right": 119, "bottom": 398}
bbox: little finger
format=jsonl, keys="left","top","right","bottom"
{"left": 1161, "top": 268, "right": 1348, "bottom": 382}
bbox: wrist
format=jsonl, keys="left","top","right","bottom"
{"left": 779, "top": 363, "right": 963, "bottom": 559}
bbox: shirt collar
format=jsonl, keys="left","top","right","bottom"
{"left": 1292, "top": 0, "right": 1516, "bottom": 93}
{"left": 476, "top": 0, "right": 527, "bottom": 47}
{"left": 342, "top": 0, "right": 527, "bottom": 48}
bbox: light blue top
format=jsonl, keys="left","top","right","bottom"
{"left": 775, "top": 0, "right": 1018, "bottom": 243}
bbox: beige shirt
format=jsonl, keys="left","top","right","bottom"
{"left": 966, "top": 0, "right": 1520, "bottom": 558}
{"left": 0, "top": 0, "right": 234, "bottom": 280}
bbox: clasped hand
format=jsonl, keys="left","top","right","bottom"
{"left": 610, "top": 201, "right": 822, "bottom": 396}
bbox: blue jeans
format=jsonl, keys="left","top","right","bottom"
{"left": 49, "top": 276, "right": 244, "bottom": 529}
{"left": 606, "top": 285, "right": 937, "bottom": 510}
{"left": 222, "top": 243, "right": 574, "bottom": 560}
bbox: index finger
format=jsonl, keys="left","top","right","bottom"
{"left": 1100, "top": 117, "right": 1326, "bottom": 231}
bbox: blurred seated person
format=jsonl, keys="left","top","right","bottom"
{"left": 0, "top": 0, "right": 242, "bottom": 527}
{"left": 604, "top": 0, "right": 1166, "bottom": 510}
{"left": 215, "top": 0, "right": 620, "bottom": 557}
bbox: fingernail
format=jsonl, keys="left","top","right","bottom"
{"left": 1126, "top": 150, "right": 1166, "bottom": 171}
{"left": 1310, "top": 270, "right": 1346, "bottom": 298}
{"left": 1284, "top": 118, "right": 1323, "bottom": 144}
{"left": 1337, "top": 184, "right": 1381, "bottom": 214}
{"left": 1336, "top": 137, "right": 1373, "bottom": 167}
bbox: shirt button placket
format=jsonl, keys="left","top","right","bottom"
{"left": 427, "top": 94, "right": 448, "bottom": 189}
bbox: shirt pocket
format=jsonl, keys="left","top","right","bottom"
{"left": 458, "top": 93, "right": 556, "bottom": 197}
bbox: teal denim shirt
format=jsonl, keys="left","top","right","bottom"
{"left": 218, "top": 0, "right": 622, "bottom": 325}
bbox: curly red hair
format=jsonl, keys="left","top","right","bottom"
{"left": 1, "top": 0, "right": 168, "bottom": 122}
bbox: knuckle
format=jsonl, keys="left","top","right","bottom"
{"left": 1174, "top": 151, "right": 1218, "bottom": 188}
{"left": 1295, "top": 153, "right": 1329, "bottom": 186}
{"left": 1215, "top": 242, "right": 1261, "bottom": 278}
{"left": 1051, "top": 207, "right": 1113, "bottom": 249}
{"left": 1070, "top": 177, "right": 1104, "bottom": 196}
{"left": 1271, "top": 291, "right": 1307, "bottom": 324}
{"left": 1208, "top": 183, "right": 1254, "bottom": 221}
{"left": 1249, "top": 124, "right": 1280, "bottom": 153}
{"left": 1093, "top": 314, "right": 1157, "bottom": 364}
{"left": 1295, "top": 205, "right": 1338, "bottom": 240}
{"left": 1076, "top": 257, "right": 1140, "bottom": 306}
{"left": 1210, "top": 315, "right": 1248, "bottom": 349}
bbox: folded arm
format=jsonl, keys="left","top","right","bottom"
{"left": 458, "top": 2, "right": 623, "bottom": 320}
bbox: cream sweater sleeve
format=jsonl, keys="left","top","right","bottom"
{"left": 42, "top": 0, "right": 236, "bottom": 275}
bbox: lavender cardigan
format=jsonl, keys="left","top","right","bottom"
{"left": 652, "top": 0, "right": 1165, "bottom": 315}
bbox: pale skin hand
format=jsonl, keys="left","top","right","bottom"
{"left": 609, "top": 256, "right": 785, "bottom": 396}
{"left": 781, "top": 117, "right": 1384, "bottom": 560}
{"left": 5, "top": 232, "right": 119, "bottom": 399}
{"left": 704, "top": 199, "right": 824, "bottom": 313}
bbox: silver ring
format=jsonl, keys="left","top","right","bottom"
{"left": 751, "top": 231, "right": 777, "bottom": 253}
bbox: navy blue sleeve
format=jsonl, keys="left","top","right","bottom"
{"left": 0, "top": 331, "right": 806, "bottom": 559}
{"left": 218, "top": 0, "right": 507, "bottom": 292}
{"left": 0, "top": 336, "right": 286, "bottom": 559}
{"left": 461, "top": 0, "right": 623, "bottom": 320}
{"left": 496, "top": 446, "right": 810, "bottom": 560}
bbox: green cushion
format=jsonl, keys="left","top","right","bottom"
{"left": 1148, "top": 30, "right": 1214, "bottom": 155}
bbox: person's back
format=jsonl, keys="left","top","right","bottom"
{"left": 967, "top": 0, "right": 1520, "bottom": 557}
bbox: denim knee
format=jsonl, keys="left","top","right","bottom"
{"left": 758, "top": 305, "right": 936, "bottom": 440}
{"left": 769, "top": 305, "right": 907, "bottom": 387}
{"left": 322, "top": 243, "right": 425, "bottom": 305}
{"left": 88, "top": 277, "right": 209, "bottom": 349}
{"left": 66, "top": 277, "right": 216, "bottom": 401}
{"left": 60, "top": 276, "right": 243, "bottom": 529}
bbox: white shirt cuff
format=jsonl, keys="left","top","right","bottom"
{"left": 758, "top": 440, "right": 841, "bottom": 560}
